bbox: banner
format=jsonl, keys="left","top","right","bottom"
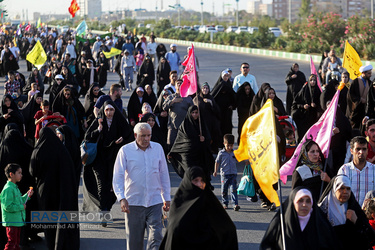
{"left": 68, "top": 0, "right": 80, "bottom": 18}
{"left": 234, "top": 99, "right": 280, "bottom": 206}
{"left": 103, "top": 47, "right": 122, "bottom": 59}
{"left": 310, "top": 55, "right": 322, "bottom": 92}
{"left": 76, "top": 20, "right": 87, "bottom": 36}
{"left": 279, "top": 82, "right": 345, "bottom": 183}
{"left": 342, "top": 40, "right": 362, "bottom": 81}
{"left": 180, "top": 44, "right": 197, "bottom": 97}
{"left": 37, "top": 17, "right": 41, "bottom": 28}
{"left": 26, "top": 40, "right": 47, "bottom": 70}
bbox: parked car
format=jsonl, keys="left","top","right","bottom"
{"left": 146, "top": 24, "right": 153, "bottom": 28}
{"left": 206, "top": 26, "right": 218, "bottom": 34}
{"left": 225, "top": 26, "right": 238, "bottom": 33}
{"left": 269, "top": 27, "right": 282, "bottom": 37}
{"left": 174, "top": 26, "right": 182, "bottom": 30}
{"left": 235, "top": 26, "right": 248, "bottom": 34}
{"left": 215, "top": 25, "right": 225, "bottom": 32}
{"left": 137, "top": 23, "right": 145, "bottom": 28}
{"left": 199, "top": 25, "right": 207, "bottom": 33}
{"left": 248, "top": 27, "right": 259, "bottom": 34}
{"left": 193, "top": 25, "right": 200, "bottom": 31}
{"left": 183, "top": 25, "right": 191, "bottom": 30}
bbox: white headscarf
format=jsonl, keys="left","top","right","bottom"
{"left": 319, "top": 175, "right": 351, "bottom": 226}
{"left": 294, "top": 189, "right": 313, "bottom": 231}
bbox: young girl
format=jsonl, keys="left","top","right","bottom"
{"left": 28, "top": 82, "right": 40, "bottom": 101}
{"left": 135, "top": 50, "right": 144, "bottom": 72}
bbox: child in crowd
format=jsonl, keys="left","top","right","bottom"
{"left": 285, "top": 129, "right": 296, "bottom": 146}
{"left": 135, "top": 50, "right": 144, "bottom": 72}
{"left": 34, "top": 100, "right": 63, "bottom": 140}
{"left": 28, "top": 82, "right": 40, "bottom": 101}
{"left": 214, "top": 134, "right": 240, "bottom": 211}
{"left": 0, "top": 163, "right": 33, "bottom": 250}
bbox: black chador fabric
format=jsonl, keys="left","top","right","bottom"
{"left": 140, "top": 113, "right": 167, "bottom": 153}
{"left": 97, "top": 56, "right": 109, "bottom": 88}
{"left": 168, "top": 105, "right": 214, "bottom": 182}
{"left": 291, "top": 82, "right": 322, "bottom": 142}
{"left": 49, "top": 79, "right": 66, "bottom": 105}
{"left": 260, "top": 88, "right": 287, "bottom": 117}
{"left": 366, "top": 81, "right": 375, "bottom": 119}
{"left": 285, "top": 67, "right": 306, "bottom": 115}
{"left": 320, "top": 79, "right": 348, "bottom": 114}
{"left": 0, "top": 94, "right": 24, "bottom": 139}
{"left": 156, "top": 58, "right": 171, "bottom": 95}
{"left": 137, "top": 58, "right": 155, "bottom": 88}
{"left": 260, "top": 186, "right": 340, "bottom": 250}
{"left": 249, "top": 82, "right": 270, "bottom": 116}
{"left": 83, "top": 83, "right": 104, "bottom": 127}
{"left": 144, "top": 89, "right": 157, "bottom": 110}
{"left": 160, "top": 167, "right": 238, "bottom": 250}
{"left": 30, "top": 127, "right": 80, "bottom": 250}
{"left": 23, "top": 71, "right": 44, "bottom": 95}
{"left": 127, "top": 89, "right": 146, "bottom": 124}
{"left": 318, "top": 176, "right": 375, "bottom": 250}
{"left": 236, "top": 82, "right": 255, "bottom": 144}
{"left": 347, "top": 77, "right": 371, "bottom": 129}
{"left": 193, "top": 90, "right": 222, "bottom": 153}
{"left": 211, "top": 74, "right": 236, "bottom": 136}
{"left": 82, "top": 100, "right": 133, "bottom": 212}
{"left": 153, "top": 92, "right": 169, "bottom": 142}
{"left": 20, "top": 92, "right": 42, "bottom": 141}
{"left": 0, "top": 129, "right": 34, "bottom": 248}
{"left": 56, "top": 125, "right": 82, "bottom": 191}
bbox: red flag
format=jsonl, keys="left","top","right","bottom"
{"left": 68, "top": 0, "right": 80, "bottom": 18}
{"left": 25, "top": 25, "right": 31, "bottom": 32}
{"left": 180, "top": 44, "right": 197, "bottom": 97}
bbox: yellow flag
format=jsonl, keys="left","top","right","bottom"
{"left": 103, "top": 47, "right": 122, "bottom": 59}
{"left": 26, "top": 40, "right": 47, "bottom": 70}
{"left": 234, "top": 99, "right": 280, "bottom": 206}
{"left": 342, "top": 40, "right": 362, "bottom": 81}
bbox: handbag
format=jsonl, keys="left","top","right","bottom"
{"left": 237, "top": 164, "right": 255, "bottom": 197}
{"left": 80, "top": 132, "right": 101, "bottom": 166}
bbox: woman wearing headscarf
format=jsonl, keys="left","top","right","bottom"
{"left": 55, "top": 125, "right": 82, "bottom": 191}
{"left": 20, "top": 92, "right": 43, "bottom": 144}
{"left": 156, "top": 43, "right": 167, "bottom": 61}
{"left": 23, "top": 68, "right": 44, "bottom": 95}
{"left": 156, "top": 57, "right": 171, "bottom": 96}
{"left": 249, "top": 82, "right": 270, "bottom": 116}
{"left": 168, "top": 105, "right": 214, "bottom": 186}
{"left": 97, "top": 52, "right": 109, "bottom": 88}
{"left": 285, "top": 63, "right": 306, "bottom": 115}
{"left": 261, "top": 87, "right": 287, "bottom": 117}
{"left": 52, "top": 87, "right": 87, "bottom": 141}
{"left": 291, "top": 74, "right": 322, "bottom": 142}
{"left": 79, "top": 59, "right": 98, "bottom": 97}
{"left": 194, "top": 82, "right": 222, "bottom": 153}
{"left": 292, "top": 140, "right": 332, "bottom": 201}
{"left": 236, "top": 82, "right": 255, "bottom": 144}
{"left": 160, "top": 167, "right": 238, "bottom": 250}
{"left": 84, "top": 83, "right": 105, "bottom": 127}
{"left": 261, "top": 187, "right": 340, "bottom": 250}
{"left": 82, "top": 101, "right": 133, "bottom": 213}
{"left": 153, "top": 89, "right": 171, "bottom": 142}
{"left": 140, "top": 113, "right": 167, "bottom": 154}
{"left": 144, "top": 84, "right": 157, "bottom": 110}
{"left": 211, "top": 71, "right": 236, "bottom": 137}
{"left": 0, "top": 94, "right": 24, "bottom": 139}
{"left": 0, "top": 128, "right": 36, "bottom": 249}
{"left": 318, "top": 175, "right": 375, "bottom": 250}
{"left": 127, "top": 87, "right": 146, "bottom": 126}
{"left": 137, "top": 54, "right": 155, "bottom": 88}
{"left": 30, "top": 127, "right": 80, "bottom": 250}
{"left": 49, "top": 74, "right": 67, "bottom": 105}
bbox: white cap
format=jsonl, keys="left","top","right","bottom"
{"left": 170, "top": 44, "right": 177, "bottom": 48}
{"left": 359, "top": 64, "right": 373, "bottom": 73}
{"left": 55, "top": 74, "right": 64, "bottom": 80}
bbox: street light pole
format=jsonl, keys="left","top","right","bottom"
{"left": 236, "top": 0, "right": 239, "bottom": 26}
{"left": 178, "top": 4, "right": 181, "bottom": 26}
{"left": 372, "top": 0, "right": 374, "bottom": 20}
{"left": 201, "top": 1, "right": 203, "bottom": 26}
{"left": 288, "top": 0, "right": 291, "bottom": 23}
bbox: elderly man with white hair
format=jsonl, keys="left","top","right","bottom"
{"left": 347, "top": 64, "right": 373, "bottom": 129}
{"left": 113, "top": 122, "right": 171, "bottom": 250}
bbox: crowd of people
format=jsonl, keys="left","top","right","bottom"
{"left": 0, "top": 23, "right": 375, "bottom": 250}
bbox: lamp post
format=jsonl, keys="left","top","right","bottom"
{"left": 201, "top": 1, "right": 203, "bottom": 26}
{"left": 236, "top": 0, "right": 239, "bottom": 26}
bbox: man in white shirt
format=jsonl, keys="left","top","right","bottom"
{"left": 147, "top": 36, "right": 158, "bottom": 69}
{"left": 232, "top": 62, "right": 258, "bottom": 93}
{"left": 113, "top": 123, "right": 171, "bottom": 250}
{"left": 338, "top": 136, "right": 375, "bottom": 207}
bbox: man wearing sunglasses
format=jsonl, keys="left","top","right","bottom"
{"left": 233, "top": 62, "right": 258, "bottom": 94}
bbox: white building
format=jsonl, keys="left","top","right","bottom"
{"left": 77, "top": 0, "right": 102, "bottom": 19}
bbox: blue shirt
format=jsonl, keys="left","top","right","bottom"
{"left": 232, "top": 73, "right": 258, "bottom": 93}
{"left": 94, "top": 95, "right": 123, "bottom": 112}
{"left": 122, "top": 43, "right": 135, "bottom": 55}
{"left": 215, "top": 149, "right": 237, "bottom": 175}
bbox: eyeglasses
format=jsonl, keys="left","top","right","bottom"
{"left": 242, "top": 66, "right": 249, "bottom": 69}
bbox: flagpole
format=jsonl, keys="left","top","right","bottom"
{"left": 278, "top": 179, "right": 287, "bottom": 250}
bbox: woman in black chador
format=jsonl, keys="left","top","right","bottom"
{"left": 82, "top": 101, "right": 133, "bottom": 213}
{"left": 156, "top": 57, "right": 171, "bottom": 96}
{"left": 137, "top": 54, "right": 155, "bottom": 88}
{"left": 0, "top": 94, "right": 24, "bottom": 139}
{"left": 83, "top": 83, "right": 105, "bottom": 127}
{"left": 236, "top": 82, "right": 255, "bottom": 144}
{"left": 285, "top": 63, "right": 306, "bottom": 115}
{"left": 160, "top": 167, "right": 238, "bottom": 250}
{"left": 168, "top": 105, "right": 214, "bottom": 186}
{"left": 30, "top": 127, "right": 80, "bottom": 250}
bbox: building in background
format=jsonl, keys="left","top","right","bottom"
{"left": 77, "top": 0, "right": 102, "bottom": 18}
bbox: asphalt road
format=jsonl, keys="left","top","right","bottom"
{"left": 13, "top": 44, "right": 314, "bottom": 249}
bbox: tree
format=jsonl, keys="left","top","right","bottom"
{"left": 299, "top": 0, "right": 311, "bottom": 19}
